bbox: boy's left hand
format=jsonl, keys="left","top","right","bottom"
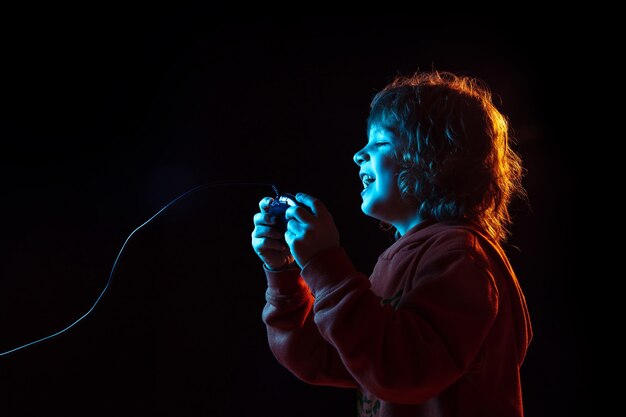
{"left": 284, "top": 193, "right": 340, "bottom": 269}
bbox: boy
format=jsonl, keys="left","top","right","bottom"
{"left": 251, "top": 71, "right": 532, "bottom": 416}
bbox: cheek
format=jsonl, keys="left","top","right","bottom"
{"left": 379, "top": 159, "right": 400, "bottom": 189}
{"left": 381, "top": 151, "right": 400, "bottom": 169}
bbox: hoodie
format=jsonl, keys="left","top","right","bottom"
{"left": 262, "top": 220, "right": 532, "bottom": 417}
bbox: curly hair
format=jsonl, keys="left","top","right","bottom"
{"left": 368, "top": 71, "right": 525, "bottom": 243}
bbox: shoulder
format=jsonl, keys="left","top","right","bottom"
{"left": 393, "top": 224, "right": 503, "bottom": 308}
{"left": 424, "top": 225, "right": 482, "bottom": 251}
{"left": 384, "top": 222, "right": 492, "bottom": 266}
{"left": 373, "top": 223, "right": 505, "bottom": 304}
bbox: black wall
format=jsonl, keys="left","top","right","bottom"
{"left": 1, "top": 14, "right": 583, "bottom": 417}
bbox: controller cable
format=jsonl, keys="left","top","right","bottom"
{"left": 0, "top": 180, "right": 279, "bottom": 357}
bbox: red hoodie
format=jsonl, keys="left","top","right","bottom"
{"left": 262, "top": 220, "right": 532, "bottom": 417}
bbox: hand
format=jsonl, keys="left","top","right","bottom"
{"left": 251, "top": 197, "right": 296, "bottom": 270}
{"left": 284, "top": 193, "right": 340, "bottom": 269}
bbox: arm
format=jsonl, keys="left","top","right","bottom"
{"left": 301, "top": 244, "right": 499, "bottom": 404}
{"left": 251, "top": 196, "right": 356, "bottom": 387}
{"left": 261, "top": 266, "right": 358, "bottom": 388}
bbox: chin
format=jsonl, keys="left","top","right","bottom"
{"left": 360, "top": 200, "right": 383, "bottom": 222}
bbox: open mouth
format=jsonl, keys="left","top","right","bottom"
{"left": 360, "top": 173, "right": 375, "bottom": 189}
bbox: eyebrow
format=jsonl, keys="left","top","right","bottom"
{"left": 369, "top": 126, "right": 398, "bottom": 142}
{"left": 380, "top": 125, "right": 402, "bottom": 137}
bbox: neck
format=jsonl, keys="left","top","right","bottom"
{"left": 392, "top": 215, "right": 424, "bottom": 237}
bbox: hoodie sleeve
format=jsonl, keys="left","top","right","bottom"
{"left": 299, "top": 243, "right": 500, "bottom": 404}
{"left": 261, "top": 266, "right": 358, "bottom": 388}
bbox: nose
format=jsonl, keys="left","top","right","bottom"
{"left": 353, "top": 146, "right": 368, "bottom": 166}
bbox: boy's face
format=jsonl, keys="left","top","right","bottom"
{"left": 353, "top": 124, "right": 412, "bottom": 225}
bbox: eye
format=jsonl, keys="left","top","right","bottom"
{"left": 375, "top": 142, "right": 390, "bottom": 148}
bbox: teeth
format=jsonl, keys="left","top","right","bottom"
{"left": 361, "top": 174, "right": 375, "bottom": 188}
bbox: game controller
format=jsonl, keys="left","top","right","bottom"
{"left": 268, "top": 192, "right": 310, "bottom": 231}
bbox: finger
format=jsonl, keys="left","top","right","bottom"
{"left": 259, "top": 197, "right": 274, "bottom": 212}
{"left": 284, "top": 224, "right": 305, "bottom": 249}
{"left": 284, "top": 228, "right": 294, "bottom": 247}
{"left": 285, "top": 218, "right": 306, "bottom": 236}
{"left": 284, "top": 205, "right": 314, "bottom": 223}
{"left": 253, "top": 236, "right": 288, "bottom": 252}
{"left": 251, "top": 224, "right": 284, "bottom": 240}
{"left": 253, "top": 212, "right": 278, "bottom": 226}
{"left": 295, "top": 193, "right": 328, "bottom": 217}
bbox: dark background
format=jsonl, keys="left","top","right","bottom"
{"left": 1, "top": 14, "right": 582, "bottom": 416}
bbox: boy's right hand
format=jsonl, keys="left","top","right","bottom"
{"left": 251, "top": 197, "right": 296, "bottom": 270}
